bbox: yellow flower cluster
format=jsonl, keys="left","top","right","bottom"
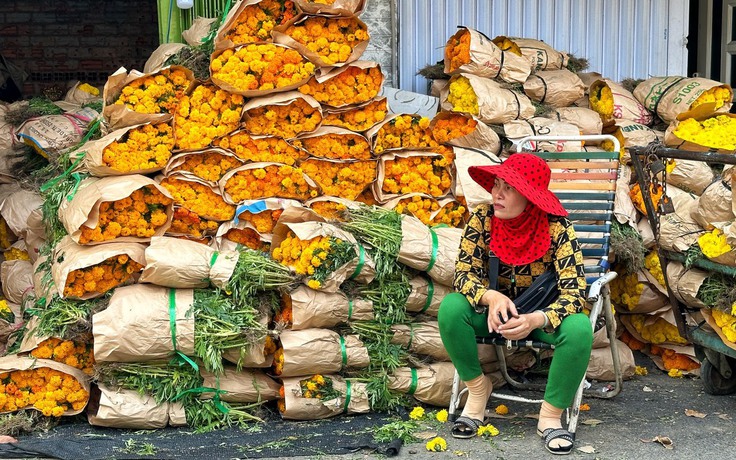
{"left": 494, "top": 404, "right": 509, "bottom": 415}
{"left": 409, "top": 406, "right": 425, "bottom": 420}
{"left": 78, "top": 83, "right": 100, "bottom": 96}
{"left": 102, "top": 123, "right": 174, "bottom": 173}
{"left": 446, "top": 76, "right": 479, "bottom": 115}
{"left": 63, "top": 254, "right": 144, "bottom": 298}
{"left": 168, "top": 207, "right": 220, "bottom": 238}
{"left": 215, "top": 132, "right": 305, "bottom": 165}
{"left": 211, "top": 44, "right": 315, "bottom": 92}
{"left": 0, "top": 299, "right": 13, "bottom": 323}
{"left": 224, "top": 164, "right": 318, "bottom": 201}
{"left": 175, "top": 84, "right": 244, "bottom": 151}
{"left": 644, "top": 250, "right": 666, "bottom": 287}
{"left": 650, "top": 344, "right": 700, "bottom": 372}
{"left": 223, "top": 0, "right": 298, "bottom": 45}
{"left": 477, "top": 424, "right": 500, "bottom": 437}
{"left": 322, "top": 98, "right": 388, "bottom": 132}
{"left": 432, "top": 199, "right": 468, "bottom": 227}
{"left": 274, "top": 348, "right": 285, "bottom": 377}
{"left": 0, "top": 218, "right": 12, "bottom": 249}
{"left": 373, "top": 115, "right": 436, "bottom": 154}
{"left": 114, "top": 68, "right": 189, "bottom": 114}
{"left": 4, "top": 246, "right": 30, "bottom": 261}
{"left": 236, "top": 209, "right": 284, "bottom": 234}
{"left": 160, "top": 177, "right": 235, "bottom": 221}
{"left": 492, "top": 36, "right": 523, "bottom": 55}
{"left": 308, "top": 201, "right": 347, "bottom": 221}
{"left": 425, "top": 437, "right": 447, "bottom": 452}
{"left": 712, "top": 309, "right": 736, "bottom": 343}
{"left": 355, "top": 189, "right": 376, "bottom": 206}
{"left": 629, "top": 314, "right": 688, "bottom": 345}
{"left": 610, "top": 270, "right": 644, "bottom": 311}
{"left": 299, "top": 374, "right": 338, "bottom": 400}
{"left": 431, "top": 113, "right": 477, "bottom": 143}
{"left": 0, "top": 368, "right": 88, "bottom": 416}
{"left": 393, "top": 196, "right": 467, "bottom": 227}
{"left": 170, "top": 151, "right": 242, "bottom": 183}
{"left": 79, "top": 186, "right": 172, "bottom": 244}
{"left": 590, "top": 82, "right": 614, "bottom": 120}
{"left": 699, "top": 228, "right": 732, "bottom": 259}
{"left": 224, "top": 228, "right": 268, "bottom": 251}
{"left": 444, "top": 29, "right": 471, "bottom": 73}
{"left": 673, "top": 115, "right": 736, "bottom": 150}
{"left": 244, "top": 98, "right": 322, "bottom": 139}
{"left": 298, "top": 65, "right": 383, "bottom": 107}
{"left": 291, "top": 132, "right": 371, "bottom": 160}
{"left": 30, "top": 338, "right": 95, "bottom": 375}
{"left": 284, "top": 16, "right": 369, "bottom": 66}
{"left": 690, "top": 86, "right": 732, "bottom": 112}
{"left": 382, "top": 156, "right": 452, "bottom": 197}
{"left": 600, "top": 129, "right": 626, "bottom": 160}
{"left": 301, "top": 159, "right": 376, "bottom": 200}
{"left": 272, "top": 231, "right": 333, "bottom": 288}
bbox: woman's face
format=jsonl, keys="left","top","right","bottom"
{"left": 491, "top": 178, "right": 528, "bottom": 219}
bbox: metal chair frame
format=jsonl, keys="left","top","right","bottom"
{"left": 448, "top": 135, "right": 624, "bottom": 439}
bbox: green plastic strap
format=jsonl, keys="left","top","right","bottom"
{"left": 348, "top": 300, "right": 353, "bottom": 320}
{"left": 172, "top": 386, "right": 229, "bottom": 414}
{"left": 420, "top": 277, "right": 434, "bottom": 313}
{"left": 168, "top": 289, "right": 198, "bottom": 372}
{"left": 426, "top": 228, "right": 439, "bottom": 272}
{"left": 343, "top": 380, "right": 352, "bottom": 411}
{"left": 349, "top": 244, "right": 366, "bottom": 280}
{"left": 339, "top": 335, "right": 347, "bottom": 369}
{"left": 407, "top": 368, "right": 418, "bottom": 395}
{"left": 39, "top": 155, "right": 85, "bottom": 194}
{"left": 209, "top": 251, "right": 219, "bottom": 267}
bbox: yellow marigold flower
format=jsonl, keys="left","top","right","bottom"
{"left": 435, "top": 409, "right": 448, "bottom": 423}
{"left": 244, "top": 97, "right": 322, "bottom": 139}
{"left": 307, "top": 279, "right": 321, "bottom": 289}
{"left": 635, "top": 366, "right": 648, "bottom": 376}
{"left": 323, "top": 98, "right": 388, "bottom": 132}
{"left": 223, "top": 0, "right": 298, "bottom": 45}
{"left": 409, "top": 406, "right": 425, "bottom": 420}
{"left": 425, "top": 437, "right": 447, "bottom": 452}
{"left": 114, "top": 68, "right": 189, "bottom": 115}
{"left": 477, "top": 424, "right": 500, "bottom": 437}
{"left": 579, "top": 403, "right": 590, "bottom": 411}
{"left": 668, "top": 368, "right": 684, "bottom": 378}
{"left": 447, "top": 76, "right": 479, "bottom": 115}
{"left": 494, "top": 404, "right": 509, "bottom": 415}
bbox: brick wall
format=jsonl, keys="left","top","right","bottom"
{"left": 0, "top": 0, "right": 159, "bottom": 97}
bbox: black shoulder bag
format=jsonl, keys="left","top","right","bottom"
{"left": 486, "top": 252, "right": 559, "bottom": 315}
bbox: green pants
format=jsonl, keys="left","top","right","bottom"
{"left": 438, "top": 292, "right": 593, "bottom": 409}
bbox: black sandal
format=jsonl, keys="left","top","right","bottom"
{"left": 451, "top": 416, "right": 484, "bottom": 439}
{"left": 537, "top": 428, "right": 574, "bottom": 455}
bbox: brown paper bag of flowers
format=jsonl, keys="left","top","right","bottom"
{"left": 658, "top": 200, "right": 703, "bottom": 253}
{"left": 664, "top": 159, "right": 715, "bottom": 196}
{"left": 143, "top": 43, "right": 186, "bottom": 73}
{"left": 291, "top": 126, "right": 372, "bottom": 160}
{"left": 443, "top": 28, "right": 532, "bottom": 84}
{"left": 664, "top": 113, "right": 736, "bottom": 153}
{"left": 0, "top": 189, "right": 43, "bottom": 241}
{"left": 140, "top": 236, "right": 239, "bottom": 289}
{"left": 452, "top": 147, "right": 499, "bottom": 212}
{"left": 523, "top": 69, "right": 585, "bottom": 108}
{"left": 321, "top": 96, "right": 388, "bottom": 133}
{"left": 214, "top": 0, "right": 298, "bottom": 50}
{"left": 223, "top": 316, "right": 276, "bottom": 369}
{"left": 504, "top": 117, "right": 583, "bottom": 152}
{"left": 216, "top": 219, "right": 269, "bottom": 252}
{"left": 405, "top": 276, "right": 452, "bottom": 317}
{"left": 215, "top": 130, "right": 309, "bottom": 165}
{"left": 159, "top": 172, "right": 236, "bottom": 222}
{"left": 390, "top": 321, "right": 452, "bottom": 361}
{"left": 665, "top": 261, "right": 708, "bottom": 309}
{"left": 221, "top": 161, "right": 320, "bottom": 203}
{"left": 279, "top": 374, "right": 369, "bottom": 420}
{"left": 200, "top": 367, "right": 281, "bottom": 403}
{"left": 692, "top": 179, "right": 734, "bottom": 231}
{"left": 544, "top": 107, "right": 603, "bottom": 136}
{"left": 586, "top": 339, "right": 636, "bottom": 381}
{"left": 0, "top": 354, "right": 90, "bottom": 416}
{"left": 286, "top": 285, "right": 373, "bottom": 330}
{"left": 603, "top": 119, "right": 662, "bottom": 163}
{"left": 374, "top": 151, "right": 452, "bottom": 202}
{"left": 440, "top": 74, "right": 535, "bottom": 125}
{"left": 305, "top": 196, "right": 359, "bottom": 221}
{"left": 58, "top": 175, "right": 174, "bottom": 245}
{"left": 429, "top": 111, "right": 500, "bottom": 154}
{"left": 366, "top": 113, "right": 438, "bottom": 155}
{"left": 242, "top": 91, "right": 322, "bottom": 140}
{"left": 50, "top": 236, "right": 146, "bottom": 300}
{"left": 102, "top": 65, "right": 194, "bottom": 130}
{"left": 76, "top": 122, "right": 175, "bottom": 177}
{"left": 87, "top": 384, "right": 186, "bottom": 428}
{"left": 382, "top": 193, "right": 467, "bottom": 228}
{"left": 396, "top": 217, "right": 461, "bottom": 286}
{"left": 702, "top": 309, "right": 736, "bottom": 351}
{"left": 633, "top": 76, "right": 733, "bottom": 123}
{"left": 15, "top": 106, "right": 100, "bottom": 159}
{"left": 93, "top": 284, "right": 195, "bottom": 363}
{"left": 218, "top": 198, "right": 303, "bottom": 250}
{"left": 589, "top": 79, "right": 653, "bottom": 125}
{"left": 494, "top": 36, "right": 569, "bottom": 71}
{"left": 163, "top": 148, "right": 244, "bottom": 187}
{"left": 294, "top": 0, "right": 366, "bottom": 16}
{"left": 612, "top": 269, "right": 670, "bottom": 315}
{"left": 1, "top": 259, "right": 33, "bottom": 305}
{"left": 300, "top": 158, "right": 377, "bottom": 201}
{"left": 620, "top": 308, "right": 689, "bottom": 347}
{"left": 274, "top": 329, "right": 370, "bottom": 377}
{"left": 388, "top": 362, "right": 466, "bottom": 407}
{"left": 272, "top": 14, "right": 369, "bottom": 68}
{"left": 299, "top": 61, "right": 383, "bottom": 108}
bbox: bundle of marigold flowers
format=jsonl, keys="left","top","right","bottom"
{"left": 167, "top": 207, "right": 220, "bottom": 238}
{"left": 160, "top": 175, "right": 235, "bottom": 221}
{"left": 306, "top": 198, "right": 348, "bottom": 221}
{"left": 221, "top": 0, "right": 298, "bottom": 46}
{"left": 671, "top": 115, "right": 736, "bottom": 151}
{"left": 211, "top": 44, "right": 315, "bottom": 94}
{"left": 444, "top": 28, "right": 471, "bottom": 74}
{"left": 322, "top": 97, "right": 387, "bottom": 132}
{"left": 174, "top": 84, "right": 244, "bottom": 151}
{"left": 711, "top": 308, "right": 736, "bottom": 343}
{"left": 101, "top": 122, "right": 174, "bottom": 173}
{"left": 298, "top": 374, "right": 341, "bottom": 400}
{"left": 276, "top": 15, "right": 369, "bottom": 66}
{"left": 291, "top": 129, "right": 371, "bottom": 160}
{"left": 609, "top": 269, "right": 646, "bottom": 312}
{"left": 3, "top": 246, "right": 30, "bottom": 261}
{"left": 391, "top": 195, "right": 467, "bottom": 228}
{"left": 627, "top": 314, "right": 688, "bottom": 345}
{"left": 297, "top": 62, "right": 383, "bottom": 107}
{"left": 222, "top": 227, "right": 269, "bottom": 251}
{"left": 78, "top": 185, "right": 172, "bottom": 244}
{"left": 112, "top": 67, "right": 190, "bottom": 115}
{"left": 223, "top": 164, "right": 318, "bottom": 202}
{"left": 30, "top": 337, "right": 95, "bottom": 375}
{"left": 272, "top": 230, "right": 356, "bottom": 289}
{"left": 445, "top": 75, "right": 479, "bottom": 115}
{"left": 0, "top": 362, "right": 89, "bottom": 416}
{"left": 629, "top": 182, "right": 664, "bottom": 215}
{"left": 430, "top": 112, "right": 478, "bottom": 144}
{"left": 63, "top": 254, "right": 144, "bottom": 298}
{"left": 371, "top": 115, "right": 436, "bottom": 155}
{"left": 243, "top": 94, "right": 322, "bottom": 139}
{"left": 649, "top": 344, "right": 700, "bottom": 373}
{"left": 381, "top": 155, "right": 452, "bottom": 197}
{"left": 644, "top": 250, "right": 666, "bottom": 287}
{"left": 634, "top": 76, "right": 733, "bottom": 123}
{"left": 215, "top": 131, "right": 307, "bottom": 165}
{"left": 300, "top": 158, "right": 376, "bottom": 200}
{"left": 589, "top": 79, "right": 652, "bottom": 125}
{"left": 698, "top": 228, "right": 732, "bottom": 259}
{"left": 235, "top": 207, "right": 285, "bottom": 235}
{"left": 166, "top": 150, "right": 243, "bottom": 183}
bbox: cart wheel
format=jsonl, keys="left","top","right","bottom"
{"left": 701, "top": 357, "right": 736, "bottom": 395}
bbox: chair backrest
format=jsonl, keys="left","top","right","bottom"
{"left": 518, "top": 136, "right": 621, "bottom": 286}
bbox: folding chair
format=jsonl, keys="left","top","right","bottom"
{"left": 448, "top": 135, "right": 623, "bottom": 440}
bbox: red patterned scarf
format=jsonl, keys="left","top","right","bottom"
{"left": 489, "top": 204, "right": 551, "bottom": 265}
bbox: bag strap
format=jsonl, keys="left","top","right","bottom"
{"left": 488, "top": 251, "right": 500, "bottom": 291}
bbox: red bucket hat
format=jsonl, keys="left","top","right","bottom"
{"left": 468, "top": 153, "right": 567, "bottom": 217}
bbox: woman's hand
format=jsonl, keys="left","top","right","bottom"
{"left": 481, "top": 290, "right": 518, "bottom": 333}
{"left": 497, "top": 311, "right": 547, "bottom": 340}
